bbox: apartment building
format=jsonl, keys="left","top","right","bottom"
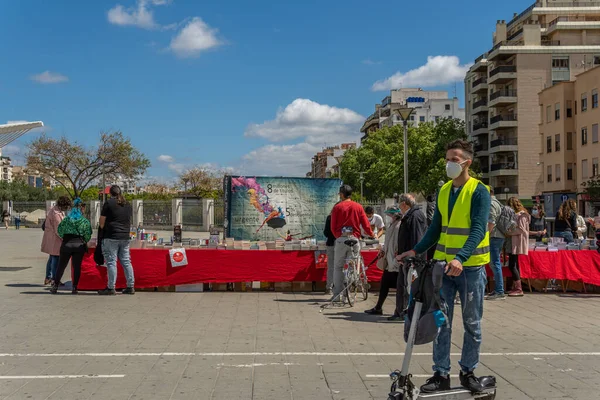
{"left": 309, "top": 143, "right": 356, "bottom": 179}
{"left": 361, "top": 89, "right": 464, "bottom": 142}
{"left": 0, "top": 153, "right": 13, "bottom": 183}
{"left": 539, "top": 65, "right": 600, "bottom": 216}
{"left": 465, "top": 0, "right": 600, "bottom": 201}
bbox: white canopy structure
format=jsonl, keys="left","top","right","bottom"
{"left": 0, "top": 121, "right": 44, "bottom": 148}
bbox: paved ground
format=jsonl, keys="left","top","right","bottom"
{"left": 1, "top": 229, "right": 600, "bottom": 400}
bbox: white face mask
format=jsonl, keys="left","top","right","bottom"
{"left": 446, "top": 160, "right": 467, "bottom": 179}
{"left": 532, "top": 210, "right": 539, "bottom": 217}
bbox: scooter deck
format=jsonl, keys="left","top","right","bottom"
{"left": 417, "top": 387, "right": 496, "bottom": 399}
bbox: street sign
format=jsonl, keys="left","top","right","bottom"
{"left": 560, "top": 194, "right": 569, "bottom": 203}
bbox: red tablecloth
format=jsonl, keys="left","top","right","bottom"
{"left": 519, "top": 250, "right": 600, "bottom": 286}
{"left": 78, "top": 249, "right": 382, "bottom": 290}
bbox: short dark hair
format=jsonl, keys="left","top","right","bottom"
{"left": 339, "top": 184, "right": 353, "bottom": 198}
{"left": 365, "top": 206, "right": 374, "bottom": 214}
{"left": 446, "top": 139, "right": 473, "bottom": 160}
{"left": 56, "top": 196, "right": 72, "bottom": 211}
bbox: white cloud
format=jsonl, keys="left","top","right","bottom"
{"left": 371, "top": 55, "right": 472, "bottom": 91}
{"left": 167, "top": 163, "right": 186, "bottom": 174}
{"left": 362, "top": 59, "right": 382, "bottom": 65}
{"left": 240, "top": 98, "right": 363, "bottom": 175}
{"left": 157, "top": 154, "right": 174, "bottom": 163}
{"left": 169, "top": 17, "right": 223, "bottom": 58}
{"left": 241, "top": 143, "right": 320, "bottom": 177}
{"left": 1, "top": 144, "right": 20, "bottom": 155}
{"left": 30, "top": 71, "right": 69, "bottom": 84}
{"left": 107, "top": 0, "right": 170, "bottom": 30}
{"left": 245, "top": 98, "right": 363, "bottom": 142}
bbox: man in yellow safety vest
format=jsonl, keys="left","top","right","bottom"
{"left": 398, "top": 139, "right": 491, "bottom": 394}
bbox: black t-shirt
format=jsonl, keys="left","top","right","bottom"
{"left": 101, "top": 199, "right": 132, "bottom": 240}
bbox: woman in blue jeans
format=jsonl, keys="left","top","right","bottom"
{"left": 554, "top": 200, "right": 577, "bottom": 244}
{"left": 99, "top": 185, "right": 135, "bottom": 295}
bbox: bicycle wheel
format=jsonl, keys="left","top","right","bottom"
{"left": 345, "top": 265, "right": 357, "bottom": 307}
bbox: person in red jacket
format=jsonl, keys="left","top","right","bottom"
{"left": 330, "top": 185, "right": 374, "bottom": 300}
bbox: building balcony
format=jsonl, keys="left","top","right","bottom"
{"left": 539, "top": 1, "right": 600, "bottom": 8}
{"left": 472, "top": 122, "right": 489, "bottom": 136}
{"left": 488, "top": 65, "right": 517, "bottom": 84}
{"left": 474, "top": 143, "right": 489, "bottom": 157}
{"left": 489, "top": 114, "right": 518, "bottom": 130}
{"left": 494, "top": 186, "right": 519, "bottom": 200}
{"left": 489, "top": 137, "right": 518, "bottom": 153}
{"left": 471, "top": 77, "right": 488, "bottom": 94}
{"left": 472, "top": 53, "right": 488, "bottom": 72}
{"left": 489, "top": 89, "right": 518, "bottom": 108}
{"left": 472, "top": 99, "right": 488, "bottom": 114}
{"left": 489, "top": 163, "right": 519, "bottom": 177}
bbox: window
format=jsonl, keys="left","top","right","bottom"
{"left": 547, "top": 165, "right": 553, "bottom": 183}
{"left": 582, "top": 93, "right": 588, "bottom": 112}
{"left": 555, "top": 103, "right": 560, "bottom": 120}
{"left": 594, "top": 158, "right": 599, "bottom": 177}
{"left": 410, "top": 115, "right": 415, "bottom": 121}
{"left": 582, "top": 127, "right": 588, "bottom": 145}
{"left": 594, "top": 55, "right": 600, "bottom": 65}
{"left": 552, "top": 57, "right": 569, "bottom": 68}
{"left": 546, "top": 105, "right": 552, "bottom": 123}
{"left": 555, "top": 134, "right": 561, "bottom": 152}
{"left": 593, "top": 124, "right": 599, "bottom": 143}
{"left": 567, "top": 132, "right": 573, "bottom": 150}
{"left": 547, "top": 136, "right": 552, "bottom": 153}
{"left": 582, "top": 159, "right": 589, "bottom": 179}
{"left": 419, "top": 116, "right": 425, "bottom": 122}
{"left": 593, "top": 89, "right": 598, "bottom": 109}
{"left": 445, "top": 104, "right": 451, "bottom": 111}
{"left": 567, "top": 163, "right": 574, "bottom": 180}
{"left": 555, "top": 164, "right": 561, "bottom": 182}
{"left": 575, "top": 100, "right": 578, "bottom": 115}
{"left": 566, "top": 100, "right": 573, "bottom": 117}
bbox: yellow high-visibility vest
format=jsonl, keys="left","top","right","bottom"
{"left": 433, "top": 178, "right": 490, "bottom": 266}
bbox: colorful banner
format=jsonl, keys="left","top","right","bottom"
{"left": 225, "top": 176, "right": 341, "bottom": 241}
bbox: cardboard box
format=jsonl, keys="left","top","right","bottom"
{"left": 274, "top": 282, "right": 293, "bottom": 292}
{"left": 292, "top": 281, "right": 312, "bottom": 292}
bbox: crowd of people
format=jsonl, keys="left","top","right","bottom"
{"left": 321, "top": 139, "right": 600, "bottom": 395}
{"left": 40, "top": 185, "right": 135, "bottom": 295}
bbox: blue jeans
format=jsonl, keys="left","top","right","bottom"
{"left": 102, "top": 239, "right": 135, "bottom": 289}
{"left": 489, "top": 238, "right": 505, "bottom": 295}
{"left": 554, "top": 231, "right": 574, "bottom": 244}
{"left": 433, "top": 266, "right": 486, "bottom": 376}
{"left": 45, "top": 255, "right": 59, "bottom": 279}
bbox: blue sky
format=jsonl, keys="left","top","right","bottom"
{"left": 0, "top": 0, "right": 528, "bottom": 181}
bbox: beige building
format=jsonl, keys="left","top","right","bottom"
{"left": 539, "top": 65, "right": 600, "bottom": 214}
{"left": 309, "top": 143, "right": 356, "bottom": 179}
{"left": 465, "top": 0, "right": 600, "bottom": 201}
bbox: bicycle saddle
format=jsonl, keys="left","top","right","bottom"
{"left": 344, "top": 239, "right": 359, "bottom": 247}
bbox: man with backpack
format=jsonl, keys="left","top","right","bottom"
{"left": 486, "top": 187, "right": 511, "bottom": 300}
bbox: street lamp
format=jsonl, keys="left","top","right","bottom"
{"left": 395, "top": 107, "right": 415, "bottom": 194}
{"left": 359, "top": 172, "right": 365, "bottom": 201}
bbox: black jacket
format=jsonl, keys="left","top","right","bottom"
{"left": 323, "top": 215, "right": 336, "bottom": 246}
{"left": 397, "top": 205, "right": 428, "bottom": 256}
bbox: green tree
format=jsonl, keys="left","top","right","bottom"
{"left": 582, "top": 175, "right": 600, "bottom": 200}
{"left": 339, "top": 118, "right": 472, "bottom": 198}
{"left": 26, "top": 131, "right": 151, "bottom": 199}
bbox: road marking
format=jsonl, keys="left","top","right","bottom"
{"left": 0, "top": 352, "right": 598, "bottom": 357}
{"left": 0, "top": 374, "right": 125, "bottom": 380}
{"left": 217, "top": 362, "right": 300, "bottom": 368}
{"left": 366, "top": 374, "right": 459, "bottom": 379}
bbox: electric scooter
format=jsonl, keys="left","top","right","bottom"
{"left": 387, "top": 258, "right": 497, "bottom": 400}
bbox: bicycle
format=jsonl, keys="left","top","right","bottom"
{"left": 320, "top": 236, "right": 379, "bottom": 312}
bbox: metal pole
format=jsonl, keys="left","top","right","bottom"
{"left": 102, "top": 168, "right": 106, "bottom": 204}
{"left": 403, "top": 121, "right": 408, "bottom": 194}
{"left": 360, "top": 172, "right": 364, "bottom": 201}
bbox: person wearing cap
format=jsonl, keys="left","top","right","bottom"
{"left": 391, "top": 193, "right": 428, "bottom": 321}
{"left": 364, "top": 205, "right": 403, "bottom": 316}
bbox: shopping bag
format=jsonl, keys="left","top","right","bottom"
{"left": 169, "top": 248, "right": 188, "bottom": 267}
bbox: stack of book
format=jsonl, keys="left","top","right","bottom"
{"left": 257, "top": 241, "right": 267, "bottom": 250}
{"left": 266, "top": 241, "right": 277, "bottom": 250}
{"left": 241, "top": 241, "right": 251, "bottom": 250}
{"left": 225, "top": 238, "right": 235, "bottom": 248}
